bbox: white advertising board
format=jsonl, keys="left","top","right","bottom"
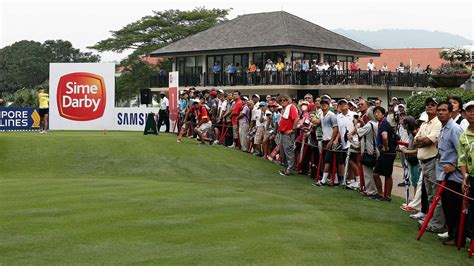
{"left": 49, "top": 63, "right": 115, "bottom": 130}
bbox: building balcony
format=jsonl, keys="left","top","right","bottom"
{"left": 150, "top": 70, "right": 430, "bottom": 89}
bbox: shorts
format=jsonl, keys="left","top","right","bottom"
{"left": 254, "top": 127, "right": 265, "bottom": 145}
{"left": 39, "top": 108, "right": 49, "bottom": 116}
{"left": 374, "top": 153, "right": 396, "bottom": 177}
{"left": 337, "top": 149, "right": 358, "bottom": 164}
{"left": 198, "top": 121, "right": 212, "bottom": 136}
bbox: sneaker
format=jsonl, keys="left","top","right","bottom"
{"left": 213, "top": 140, "right": 220, "bottom": 145}
{"left": 177, "top": 139, "right": 181, "bottom": 143}
{"left": 410, "top": 212, "right": 426, "bottom": 220}
{"left": 313, "top": 180, "right": 327, "bottom": 187}
{"left": 400, "top": 205, "right": 417, "bottom": 212}
{"left": 348, "top": 181, "right": 360, "bottom": 190}
{"left": 279, "top": 170, "right": 291, "bottom": 176}
{"left": 438, "top": 231, "right": 449, "bottom": 239}
{"left": 381, "top": 197, "right": 392, "bottom": 202}
{"left": 397, "top": 181, "right": 405, "bottom": 187}
{"left": 370, "top": 194, "right": 383, "bottom": 200}
{"left": 228, "top": 144, "right": 236, "bottom": 148}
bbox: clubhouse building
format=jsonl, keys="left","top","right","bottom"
{"left": 150, "top": 11, "right": 433, "bottom": 104}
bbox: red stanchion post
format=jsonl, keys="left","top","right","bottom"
{"left": 315, "top": 148, "right": 323, "bottom": 181}
{"left": 417, "top": 180, "right": 446, "bottom": 240}
{"left": 457, "top": 195, "right": 468, "bottom": 250}
{"left": 331, "top": 152, "right": 337, "bottom": 187}
{"left": 469, "top": 239, "right": 474, "bottom": 257}
{"left": 358, "top": 154, "right": 365, "bottom": 192}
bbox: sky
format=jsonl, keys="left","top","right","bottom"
{"left": 0, "top": 0, "right": 472, "bottom": 62}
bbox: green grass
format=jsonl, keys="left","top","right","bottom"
{"left": 0, "top": 131, "right": 471, "bottom": 264}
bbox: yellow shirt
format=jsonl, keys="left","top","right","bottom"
{"left": 415, "top": 116, "right": 441, "bottom": 160}
{"left": 276, "top": 62, "right": 285, "bottom": 71}
{"left": 38, "top": 92, "right": 49, "bottom": 109}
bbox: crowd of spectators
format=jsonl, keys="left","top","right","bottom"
{"left": 173, "top": 87, "right": 474, "bottom": 254}
{"left": 209, "top": 58, "right": 431, "bottom": 87}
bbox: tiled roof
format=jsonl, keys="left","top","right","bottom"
{"left": 358, "top": 48, "right": 448, "bottom": 72}
{"left": 151, "top": 11, "right": 379, "bottom": 56}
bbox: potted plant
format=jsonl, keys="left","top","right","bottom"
{"left": 431, "top": 47, "right": 472, "bottom": 87}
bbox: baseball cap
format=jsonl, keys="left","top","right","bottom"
{"left": 218, "top": 89, "right": 224, "bottom": 94}
{"left": 252, "top": 94, "right": 260, "bottom": 99}
{"left": 338, "top": 99, "right": 349, "bottom": 104}
{"left": 398, "top": 104, "right": 406, "bottom": 109}
{"left": 192, "top": 99, "right": 200, "bottom": 104}
{"left": 242, "top": 96, "right": 249, "bottom": 101}
{"left": 268, "top": 101, "right": 278, "bottom": 107}
{"left": 320, "top": 98, "right": 331, "bottom": 105}
{"left": 464, "top": 100, "right": 474, "bottom": 110}
{"left": 209, "top": 91, "right": 218, "bottom": 96}
{"left": 300, "top": 101, "right": 309, "bottom": 106}
{"left": 259, "top": 101, "right": 267, "bottom": 107}
{"left": 321, "top": 94, "right": 331, "bottom": 101}
{"left": 349, "top": 101, "right": 357, "bottom": 108}
{"left": 391, "top": 97, "right": 398, "bottom": 101}
{"left": 425, "top": 97, "right": 438, "bottom": 105}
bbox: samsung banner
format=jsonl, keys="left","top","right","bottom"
{"left": 49, "top": 63, "right": 115, "bottom": 130}
{"left": 115, "top": 108, "right": 160, "bottom": 131}
{"left": 0, "top": 108, "right": 42, "bottom": 131}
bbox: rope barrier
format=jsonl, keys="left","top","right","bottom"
{"left": 424, "top": 178, "right": 474, "bottom": 201}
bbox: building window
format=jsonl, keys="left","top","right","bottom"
{"left": 323, "top": 54, "right": 337, "bottom": 63}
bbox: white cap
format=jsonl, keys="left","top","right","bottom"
{"left": 464, "top": 100, "right": 474, "bottom": 110}
{"left": 218, "top": 89, "right": 224, "bottom": 94}
{"left": 252, "top": 94, "right": 260, "bottom": 99}
{"left": 398, "top": 104, "right": 406, "bottom": 109}
{"left": 300, "top": 101, "right": 309, "bottom": 105}
{"left": 192, "top": 99, "right": 200, "bottom": 104}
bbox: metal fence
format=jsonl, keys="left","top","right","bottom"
{"left": 150, "top": 70, "right": 430, "bottom": 88}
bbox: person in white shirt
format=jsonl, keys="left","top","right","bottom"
{"left": 397, "top": 62, "right": 405, "bottom": 73}
{"left": 336, "top": 99, "right": 360, "bottom": 187}
{"left": 448, "top": 96, "right": 469, "bottom": 131}
{"left": 381, "top": 63, "right": 389, "bottom": 72}
{"left": 367, "top": 59, "right": 376, "bottom": 71}
{"left": 157, "top": 92, "right": 170, "bottom": 132}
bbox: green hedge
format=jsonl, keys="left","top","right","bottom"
{"left": 407, "top": 88, "right": 474, "bottom": 119}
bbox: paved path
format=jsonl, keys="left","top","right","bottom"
{"left": 391, "top": 164, "right": 414, "bottom": 200}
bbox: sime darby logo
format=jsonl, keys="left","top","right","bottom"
{"left": 57, "top": 72, "right": 106, "bottom": 121}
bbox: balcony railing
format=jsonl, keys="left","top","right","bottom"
{"left": 150, "top": 70, "right": 430, "bottom": 88}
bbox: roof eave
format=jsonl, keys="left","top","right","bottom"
{"left": 150, "top": 45, "right": 380, "bottom": 58}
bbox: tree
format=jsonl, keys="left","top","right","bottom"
{"left": 43, "top": 40, "right": 100, "bottom": 63}
{"left": 116, "top": 61, "right": 159, "bottom": 106}
{"left": 407, "top": 89, "right": 474, "bottom": 118}
{"left": 0, "top": 40, "right": 100, "bottom": 93}
{"left": 0, "top": 41, "right": 50, "bottom": 92}
{"left": 89, "top": 7, "right": 230, "bottom": 61}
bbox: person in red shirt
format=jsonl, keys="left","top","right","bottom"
{"left": 278, "top": 95, "right": 300, "bottom": 176}
{"left": 193, "top": 98, "right": 212, "bottom": 145}
{"left": 230, "top": 90, "right": 242, "bottom": 148}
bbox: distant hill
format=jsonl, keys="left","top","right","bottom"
{"left": 332, "top": 29, "right": 472, "bottom": 49}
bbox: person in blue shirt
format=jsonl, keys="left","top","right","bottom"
{"left": 212, "top": 62, "right": 221, "bottom": 86}
{"left": 435, "top": 101, "right": 465, "bottom": 246}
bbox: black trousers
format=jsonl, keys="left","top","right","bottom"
{"left": 299, "top": 144, "right": 318, "bottom": 176}
{"left": 441, "top": 180, "right": 464, "bottom": 244}
{"left": 157, "top": 110, "right": 170, "bottom": 132}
